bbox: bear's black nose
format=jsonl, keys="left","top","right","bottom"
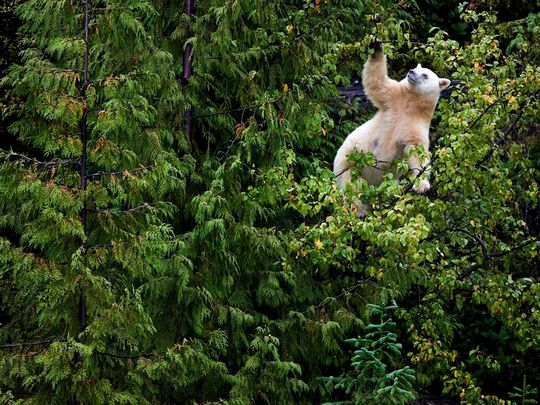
{"left": 408, "top": 69, "right": 415, "bottom": 75}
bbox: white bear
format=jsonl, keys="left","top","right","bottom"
{"left": 333, "top": 43, "right": 450, "bottom": 213}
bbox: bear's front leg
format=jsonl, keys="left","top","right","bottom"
{"left": 413, "top": 179, "right": 431, "bottom": 193}
{"left": 404, "top": 144, "right": 431, "bottom": 193}
{"left": 362, "top": 40, "right": 398, "bottom": 109}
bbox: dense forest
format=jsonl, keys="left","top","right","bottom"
{"left": 0, "top": 0, "right": 539, "bottom": 403}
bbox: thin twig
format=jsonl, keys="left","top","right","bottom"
{"left": 306, "top": 275, "right": 376, "bottom": 314}
{"left": 85, "top": 165, "right": 154, "bottom": 179}
{"left": 0, "top": 338, "right": 66, "bottom": 349}
{"left": 335, "top": 158, "right": 394, "bottom": 178}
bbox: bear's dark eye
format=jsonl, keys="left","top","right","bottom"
{"left": 422, "top": 73, "right": 428, "bottom": 79}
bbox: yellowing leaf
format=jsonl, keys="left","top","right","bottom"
{"left": 482, "top": 94, "right": 494, "bottom": 103}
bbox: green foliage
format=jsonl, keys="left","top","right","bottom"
{"left": 321, "top": 303, "right": 416, "bottom": 405}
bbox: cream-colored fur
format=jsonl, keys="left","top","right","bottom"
{"left": 334, "top": 47, "right": 450, "bottom": 214}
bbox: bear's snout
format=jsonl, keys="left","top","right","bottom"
{"left": 407, "top": 70, "right": 418, "bottom": 83}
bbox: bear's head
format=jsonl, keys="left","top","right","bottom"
{"left": 406, "top": 64, "right": 450, "bottom": 95}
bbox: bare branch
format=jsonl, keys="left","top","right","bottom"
{"left": 0, "top": 338, "right": 66, "bottom": 350}
{"left": 453, "top": 228, "right": 489, "bottom": 260}
{"left": 457, "top": 237, "right": 539, "bottom": 281}
{"left": 0, "top": 150, "right": 79, "bottom": 169}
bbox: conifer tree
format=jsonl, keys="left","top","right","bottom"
{"left": 321, "top": 303, "right": 416, "bottom": 404}
{"left": 0, "top": 0, "right": 210, "bottom": 401}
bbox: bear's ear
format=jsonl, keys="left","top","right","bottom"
{"left": 439, "top": 78, "right": 451, "bottom": 90}
{"left": 416, "top": 63, "right": 422, "bottom": 69}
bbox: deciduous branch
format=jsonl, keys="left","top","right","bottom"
{"left": 457, "top": 237, "right": 539, "bottom": 281}
{"left": 307, "top": 275, "right": 375, "bottom": 313}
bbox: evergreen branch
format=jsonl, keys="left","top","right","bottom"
{"left": 0, "top": 339, "right": 167, "bottom": 362}
{"left": 90, "top": 6, "right": 130, "bottom": 12}
{"left": 192, "top": 98, "right": 282, "bottom": 119}
{"left": 41, "top": 89, "right": 84, "bottom": 101}
{"left": 180, "top": 0, "right": 194, "bottom": 146}
{"left": 34, "top": 66, "right": 83, "bottom": 75}
{"left": 87, "top": 69, "right": 153, "bottom": 87}
{"left": 288, "top": 22, "right": 324, "bottom": 46}
{"left": 53, "top": 180, "right": 80, "bottom": 190}
{"left": 85, "top": 233, "right": 170, "bottom": 249}
{"left": 86, "top": 242, "right": 113, "bottom": 249}
{"left": 96, "top": 339, "right": 191, "bottom": 360}
{"left": 96, "top": 350, "right": 158, "bottom": 359}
